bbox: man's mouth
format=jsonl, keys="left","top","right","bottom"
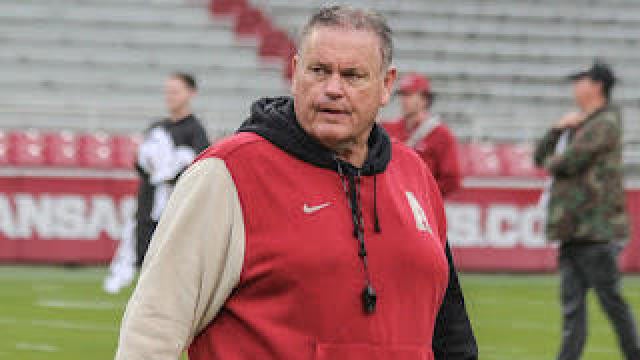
{"left": 317, "top": 107, "right": 350, "bottom": 115}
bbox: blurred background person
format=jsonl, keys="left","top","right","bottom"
{"left": 383, "top": 73, "right": 461, "bottom": 198}
{"left": 104, "top": 72, "right": 210, "bottom": 294}
{"left": 534, "top": 61, "right": 640, "bottom": 360}
{"left": 384, "top": 73, "right": 472, "bottom": 358}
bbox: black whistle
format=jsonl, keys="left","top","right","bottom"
{"left": 362, "top": 284, "right": 377, "bottom": 314}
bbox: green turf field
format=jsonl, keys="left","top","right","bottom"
{"left": 0, "top": 266, "right": 638, "bottom": 359}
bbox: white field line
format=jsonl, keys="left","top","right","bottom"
{"left": 36, "top": 299, "right": 124, "bottom": 310}
{"left": 461, "top": 275, "right": 560, "bottom": 286}
{"left": 587, "top": 346, "right": 617, "bottom": 354}
{"left": 481, "top": 342, "right": 616, "bottom": 359}
{"left": 31, "top": 284, "right": 64, "bottom": 292}
{"left": 0, "top": 267, "right": 106, "bottom": 282}
{"left": 479, "top": 345, "right": 547, "bottom": 360}
{"left": 469, "top": 297, "right": 551, "bottom": 307}
{"left": 475, "top": 318, "right": 552, "bottom": 331}
{"left": 476, "top": 317, "right": 621, "bottom": 337}
{"left": 491, "top": 354, "right": 547, "bottom": 360}
{"left": 622, "top": 288, "right": 640, "bottom": 298}
{"left": 0, "top": 317, "right": 119, "bottom": 333}
{"left": 15, "top": 342, "right": 59, "bottom": 353}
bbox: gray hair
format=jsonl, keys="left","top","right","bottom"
{"left": 298, "top": 5, "right": 393, "bottom": 70}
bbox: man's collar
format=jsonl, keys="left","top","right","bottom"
{"left": 405, "top": 113, "right": 438, "bottom": 131}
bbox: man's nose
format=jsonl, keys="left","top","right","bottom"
{"left": 324, "top": 73, "right": 345, "bottom": 99}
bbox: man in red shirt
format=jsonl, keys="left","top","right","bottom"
{"left": 383, "top": 73, "right": 461, "bottom": 197}
{"left": 383, "top": 74, "right": 468, "bottom": 359}
{"left": 116, "top": 6, "right": 476, "bottom": 360}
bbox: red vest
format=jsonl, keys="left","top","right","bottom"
{"left": 189, "top": 133, "right": 449, "bottom": 360}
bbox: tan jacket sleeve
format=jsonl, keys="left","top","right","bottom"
{"left": 115, "top": 157, "right": 245, "bottom": 360}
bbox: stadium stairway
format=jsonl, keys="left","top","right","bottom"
{"left": 0, "top": 0, "right": 289, "bottom": 136}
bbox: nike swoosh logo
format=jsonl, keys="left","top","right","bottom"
{"left": 303, "top": 202, "right": 331, "bottom": 214}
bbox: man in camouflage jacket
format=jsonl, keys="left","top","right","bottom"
{"left": 535, "top": 106, "right": 628, "bottom": 243}
{"left": 534, "top": 61, "right": 640, "bottom": 360}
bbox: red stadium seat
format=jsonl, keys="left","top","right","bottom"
{"left": 462, "top": 142, "right": 503, "bottom": 177}
{"left": 44, "top": 131, "right": 78, "bottom": 167}
{"left": 210, "top": 0, "right": 247, "bottom": 16}
{"left": 78, "top": 132, "right": 114, "bottom": 169}
{"left": 9, "top": 130, "right": 45, "bottom": 166}
{"left": 234, "top": 7, "right": 270, "bottom": 37}
{"left": 457, "top": 143, "right": 473, "bottom": 177}
{"left": 498, "top": 143, "right": 547, "bottom": 178}
{"left": 259, "top": 29, "right": 295, "bottom": 59}
{"left": 112, "top": 134, "right": 142, "bottom": 169}
{"left": 0, "top": 131, "right": 9, "bottom": 165}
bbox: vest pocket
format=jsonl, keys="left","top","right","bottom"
{"left": 315, "top": 342, "right": 430, "bottom": 360}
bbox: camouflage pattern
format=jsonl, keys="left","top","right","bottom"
{"left": 534, "top": 106, "right": 629, "bottom": 243}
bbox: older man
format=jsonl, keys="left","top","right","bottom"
{"left": 115, "top": 6, "right": 476, "bottom": 360}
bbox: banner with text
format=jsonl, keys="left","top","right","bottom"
{"left": 0, "top": 176, "right": 137, "bottom": 263}
{"left": 0, "top": 175, "right": 638, "bottom": 272}
{"left": 447, "top": 186, "right": 640, "bottom": 272}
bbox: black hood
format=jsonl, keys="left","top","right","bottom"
{"left": 239, "top": 96, "right": 391, "bottom": 314}
{"left": 237, "top": 96, "right": 391, "bottom": 175}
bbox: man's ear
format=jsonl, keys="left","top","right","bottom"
{"left": 381, "top": 66, "right": 397, "bottom": 106}
{"left": 290, "top": 54, "right": 300, "bottom": 92}
{"left": 596, "top": 81, "right": 606, "bottom": 99}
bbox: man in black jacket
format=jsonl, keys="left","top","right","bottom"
{"left": 104, "top": 73, "right": 209, "bottom": 294}
{"left": 134, "top": 73, "right": 210, "bottom": 266}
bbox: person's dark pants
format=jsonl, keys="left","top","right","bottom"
{"left": 557, "top": 242, "right": 640, "bottom": 360}
{"left": 135, "top": 219, "right": 158, "bottom": 267}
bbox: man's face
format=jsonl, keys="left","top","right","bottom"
{"left": 573, "top": 77, "right": 602, "bottom": 109}
{"left": 291, "top": 26, "right": 396, "bottom": 150}
{"left": 165, "top": 77, "right": 195, "bottom": 114}
{"left": 400, "top": 91, "right": 427, "bottom": 118}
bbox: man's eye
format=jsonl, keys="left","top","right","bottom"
{"left": 343, "top": 72, "right": 365, "bottom": 81}
{"left": 310, "top": 67, "right": 327, "bottom": 75}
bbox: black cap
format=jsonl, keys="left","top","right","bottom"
{"left": 568, "top": 61, "right": 616, "bottom": 90}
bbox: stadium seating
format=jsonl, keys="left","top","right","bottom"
{"left": 210, "top": 0, "right": 248, "bottom": 15}
{"left": 497, "top": 143, "right": 547, "bottom": 178}
{"left": 2, "top": 129, "right": 141, "bottom": 170}
{"left": 0, "top": 132, "right": 10, "bottom": 165}
{"left": 6, "top": 128, "right": 553, "bottom": 178}
{"left": 9, "top": 130, "right": 46, "bottom": 166}
{"left": 78, "top": 132, "right": 115, "bottom": 169}
{"left": 249, "top": 0, "right": 640, "bottom": 154}
{"left": 459, "top": 142, "right": 503, "bottom": 177}
{"left": 458, "top": 142, "right": 550, "bottom": 178}
{"left": 0, "top": 0, "right": 289, "bottom": 133}
{"left": 44, "top": 131, "right": 79, "bottom": 167}
{"left": 112, "top": 134, "right": 143, "bottom": 169}
{"left": 234, "top": 7, "right": 271, "bottom": 37}
{"left": 3, "top": 0, "right": 640, "bottom": 171}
